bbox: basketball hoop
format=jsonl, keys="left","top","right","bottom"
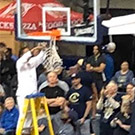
{"left": 28, "top": 29, "right": 63, "bottom": 73}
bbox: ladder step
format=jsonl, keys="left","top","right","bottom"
{"left": 26, "top": 93, "right": 45, "bottom": 99}
{"left": 26, "top": 111, "right": 49, "bottom": 118}
{"left": 22, "top": 126, "right": 33, "bottom": 130}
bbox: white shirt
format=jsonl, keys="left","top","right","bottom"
{"left": 16, "top": 50, "right": 46, "bottom": 97}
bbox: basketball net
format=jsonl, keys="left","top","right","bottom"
{"left": 28, "top": 30, "right": 63, "bottom": 72}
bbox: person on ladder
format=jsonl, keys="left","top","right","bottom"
{"left": 16, "top": 43, "right": 47, "bottom": 135}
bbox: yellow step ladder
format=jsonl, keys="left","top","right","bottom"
{"left": 16, "top": 93, "right": 54, "bottom": 135}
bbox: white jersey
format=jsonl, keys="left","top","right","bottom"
{"left": 16, "top": 50, "right": 46, "bottom": 97}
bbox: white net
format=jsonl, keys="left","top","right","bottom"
{"left": 42, "top": 39, "right": 63, "bottom": 73}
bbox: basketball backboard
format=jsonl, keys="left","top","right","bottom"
{"left": 16, "top": 0, "right": 101, "bottom": 44}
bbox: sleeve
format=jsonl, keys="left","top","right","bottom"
{"left": 38, "top": 118, "right": 48, "bottom": 126}
{"left": 65, "top": 90, "right": 71, "bottom": 100}
{"left": 111, "top": 72, "right": 118, "bottom": 82}
{"left": 96, "top": 97, "right": 104, "bottom": 110}
{"left": 110, "top": 112, "right": 120, "bottom": 127}
{"left": 40, "top": 88, "right": 46, "bottom": 94}
{"left": 27, "top": 50, "right": 46, "bottom": 68}
{"left": 100, "top": 54, "right": 106, "bottom": 64}
{"left": 58, "top": 80, "right": 69, "bottom": 94}
{"left": 39, "top": 81, "right": 48, "bottom": 92}
{"left": 0, "top": 112, "right": 5, "bottom": 128}
{"left": 84, "top": 87, "right": 93, "bottom": 101}
{"left": 16, "top": 51, "right": 32, "bottom": 69}
{"left": 57, "top": 87, "right": 65, "bottom": 97}
{"left": 127, "top": 70, "right": 134, "bottom": 83}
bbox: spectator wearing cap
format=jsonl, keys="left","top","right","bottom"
{"left": 77, "top": 63, "right": 98, "bottom": 118}
{"left": 72, "top": 61, "right": 98, "bottom": 135}
{"left": 57, "top": 108, "right": 78, "bottom": 135}
{"left": 65, "top": 73, "right": 92, "bottom": 135}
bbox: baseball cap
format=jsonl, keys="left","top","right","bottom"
{"left": 68, "top": 109, "right": 78, "bottom": 122}
{"left": 71, "top": 73, "right": 81, "bottom": 79}
{"left": 60, "top": 109, "right": 78, "bottom": 122}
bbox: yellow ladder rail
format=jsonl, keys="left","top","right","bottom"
{"left": 16, "top": 93, "right": 54, "bottom": 135}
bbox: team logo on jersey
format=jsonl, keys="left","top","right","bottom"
{"left": 69, "top": 92, "right": 80, "bottom": 103}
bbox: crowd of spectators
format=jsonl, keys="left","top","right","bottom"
{"left": 0, "top": 42, "right": 135, "bottom": 135}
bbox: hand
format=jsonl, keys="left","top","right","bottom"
{"left": 86, "top": 64, "right": 92, "bottom": 71}
{"left": 90, "top": 66, "right": 94, "bottom": 71}
{"left": 120, "top": 124, "right": 126, "bottom": 129}
{"left": 79, "top": 117, "right": 85, "bottom": 124}
{"left": 56, "top": 97, "right": 65, "bottom": 103}
{"left": 100, "top": 88, "right": 105, "bottom": 98}
{"left": 63, "top": 105, "right": 70, "bottom": 112}
{"left": 39, "top": 42, "right": 47, "bottom": 49}
{"left": 0, "top": 128, "right": 5, "bottom": 134}
{"left": 31, "top": 43, "right": 47, "bottom": 52}
{"left": 37, "top": 42, "right": 47, "bottom": 49}
{"left": 0, "top": 92, "right": 5, "bottom": 96}
{"left": 37, "top": 43, "right": 47, "bottom": 50}
{"left": 116, "top": 119, "right": 122, "bottom": 127}
{"left": 104, "top": 89, "right": 109, "bottom": 97}
{"left": 38, "top": 124, "right": 46, "bottom": 132}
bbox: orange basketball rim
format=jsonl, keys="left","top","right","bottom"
{"left": 28, "top": 29, "right": 61, "bottom": 40}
